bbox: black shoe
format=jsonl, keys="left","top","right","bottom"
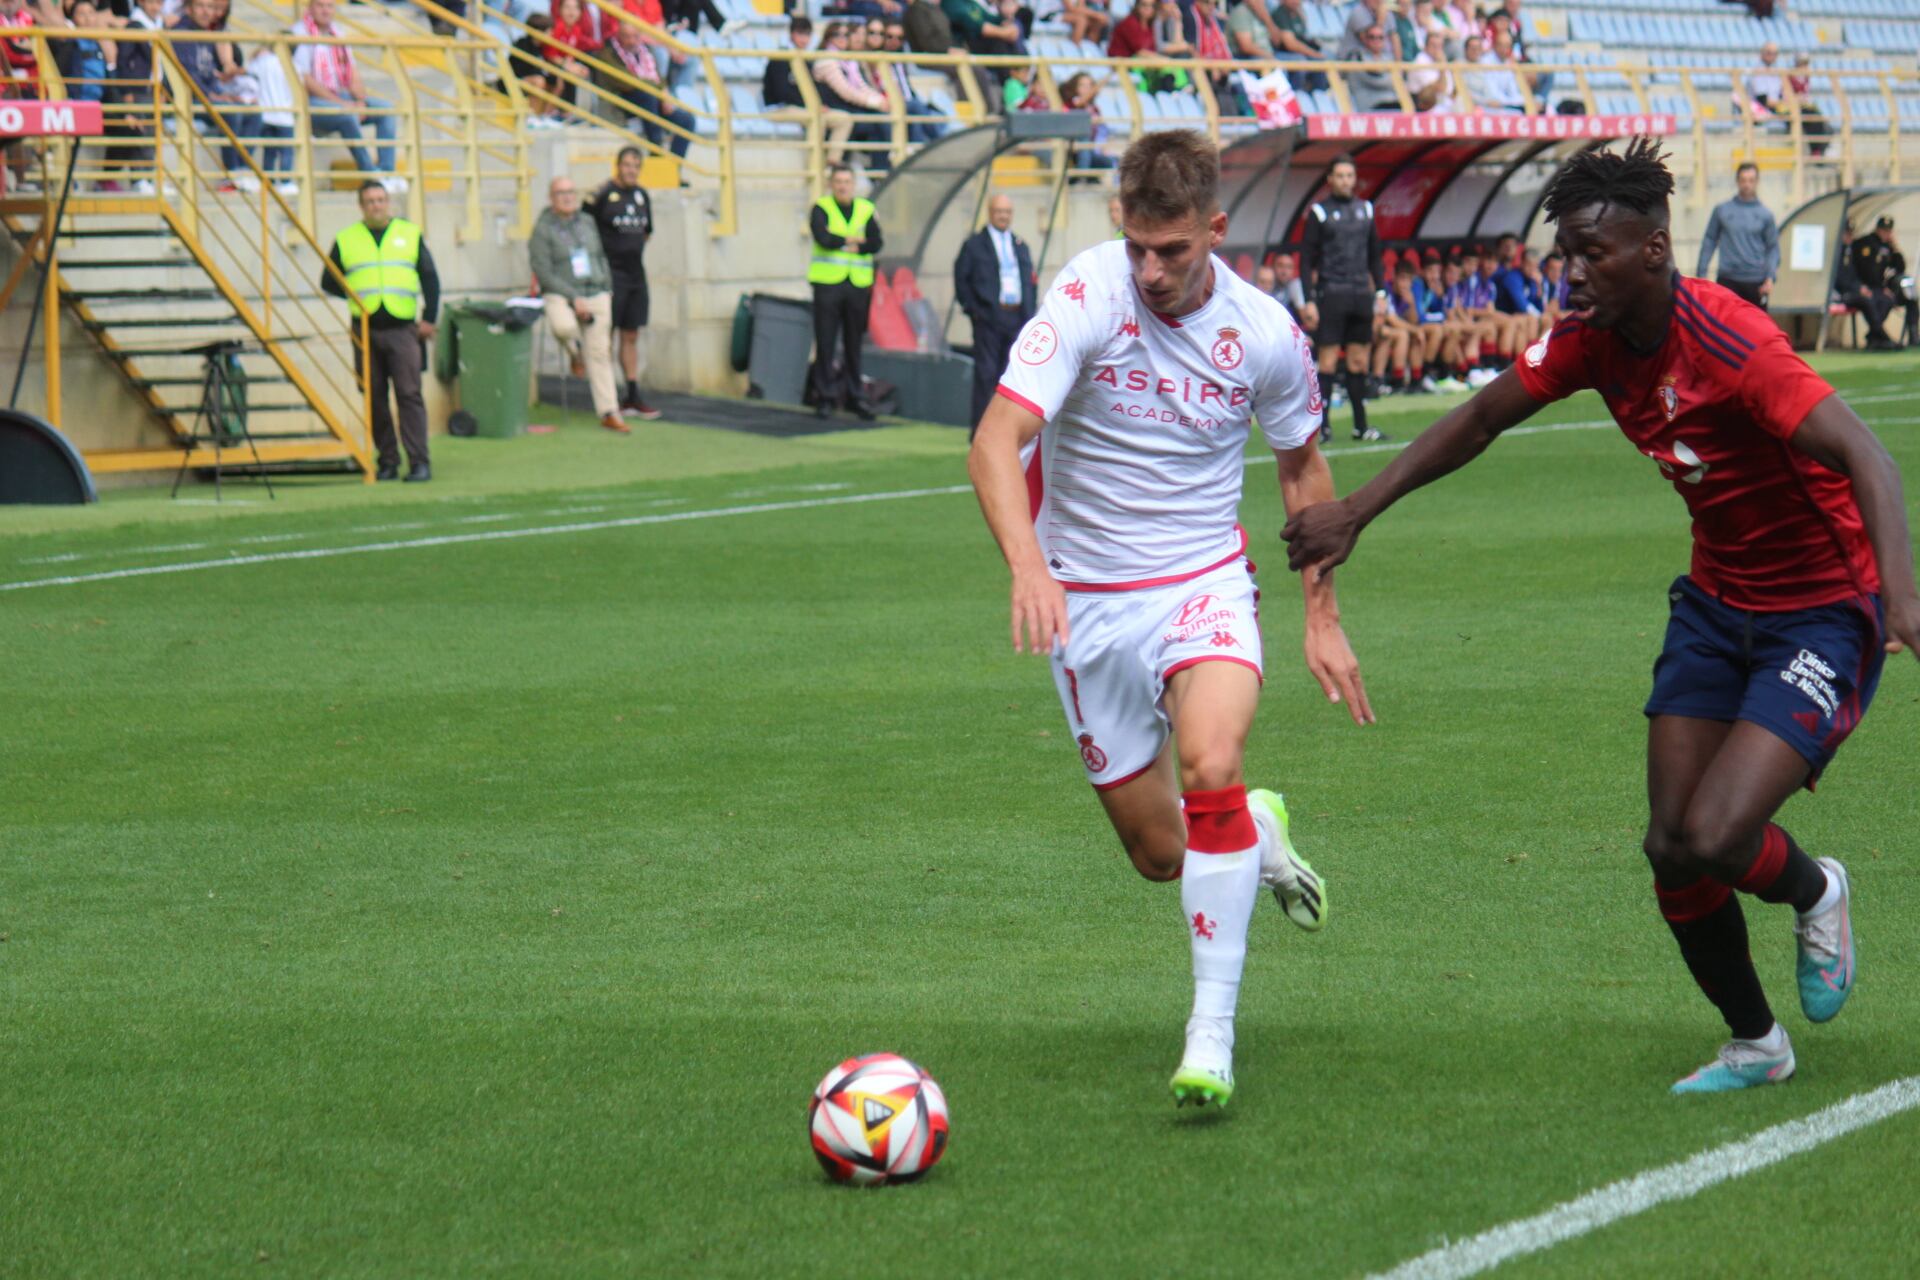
{"left": 851, "top": 402, "right": 877, "bottom": 422}
{"left": 814, "top": 403, "right": 831, "bottom": 419}
{"left": 1353, "top": 427, "right": 1389, "bottom": 442}
{"left": 403, "top": 462, "right": 431, "bottom": 483}
{"left": 375, "top": 462, "right": 399, "bottom": 481}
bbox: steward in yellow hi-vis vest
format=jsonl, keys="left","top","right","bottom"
{"left": 807, "top": 165, "right": 884, "bottom": 421}
{"left": 321, "top": 180, "right": 441, "bottom": 482}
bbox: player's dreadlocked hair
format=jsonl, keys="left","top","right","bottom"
{"left": 1540, "top": 137, "right": 1675, "bottom": 228}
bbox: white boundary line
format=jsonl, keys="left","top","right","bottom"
{"left": 1372, "top": 1075, "right": 1920, "bottom": 1280}
{"left": 0, "top": 486, "right": 974, "bottom": 594}
{"left": 5, "top": 388, "right": 1914, "bottom": 594}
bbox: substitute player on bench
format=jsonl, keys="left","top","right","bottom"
{"left": 1283, "top": 139, "right": 1920, "bottom": 1094}
{"left": 968, "top": 131, "right": 1372, "bottom": 1109}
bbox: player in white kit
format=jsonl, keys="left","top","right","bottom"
{"left": 968, "top": 132, "right": 1373, "bottom": 1107}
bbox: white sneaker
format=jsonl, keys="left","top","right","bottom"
{"left": 720, "top": 16, "right": 747, "bottom": 34}
{"left": 232, "top": 173, "right": 261, "bottom": 194}
{"left": 1431, "top": 375, "right": 1467, "bottom": 393}
{"left": 1465, "top": 367, "right": 1498, "bottom": 388}
{"left": 273, "top": 180, "right": 299, "bottom": 196}
{"left": 385, "top": 176, "right": 410, "bottom": 195}
{"left": 133, "top": 179, "right": 156, "bottom": 195}
{"left": 1416, "top": 374, "right": 1439, "bottom": 394}
{"left": 1169, "top": 1016, "right": 1234, "bottom": 1107}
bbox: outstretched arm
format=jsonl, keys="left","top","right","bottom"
{"left": 967, "top": 393, "right": 1067, "bottom": 656}
{"left": 1277, "top": 437, "right": 1374, "bottom": 725}
{"left": 1787, "top": 394, "right": 1920, "bottom": 658}
{"left": 1281, "top": 367, "right": 1544, "bottom": 577}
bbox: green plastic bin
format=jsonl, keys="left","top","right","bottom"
{"left": 437, "top": 300, "right": 536, "bottom": 439}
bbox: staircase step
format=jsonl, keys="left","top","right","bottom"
{"left": 129, "top": 374, "right": 294, "bottom": 387}
{"left": 66, "top": 288, "right": 230, "bottom": 302}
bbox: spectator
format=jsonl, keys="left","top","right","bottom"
{"left": 763, "top": 18, "right": 857, "bottom": 160}
{"left": 1259, "top": 253, "right": 1313, "bottom": 330}
{"left": 945, "top": 0, "right": 1021, "bottom": 54}
{"left": 245, "top": 44, "right": 298, "bottom": 194}
{"left": 1150, "top": 0, "right": 1192, "bottom": 60}
{"left": 664, "top": 0, "right": 737, "bottom": 37}
{"left": 1444, "top": 250, "right": 1502, "bottom": 384}
{"left": 1386, "top": 0, "right": 1419, "bottom": 60}
{"left": 1463, "top": 32, "right": 1523, "bottom": 112}
{"left": 879, "top": 20, "right": 945, "bottom": 144}
{"left": 1425, "top": 0, "right": 1470, "bottom": 55}
{"left": 1745, "top": 40, "right": 1781, "bottom": 111}
{"left": 1061, "top": 71, "right": 1112, "bottom": 172}
{"left": 508, "top": 14, "right": 567, "bottom": 126}
{"left": 807, "top": 162, "right": 882, "bottom": 419}
{"left": 1226, "top": 0, "right": 1273, "bottom": 60}
{"left": 550, "top": 0, "right": 602, "bottom": 60}
{"left": 587, "top": 145, "right": 661, "bottom": 419}
{"left": 294, "top": 0, "right": 403, "bottom": 183}
{"left": 1267, "top": 0, "right": 1327, "bottom": 91}
{"left": 1107, "top": 0, "right": 1153, "bottom": 57}
{"left": 529, "top": 175, "right": 629, "bottom": 433}
{"left": 53, "top": 0, "right": 113, "bottom": 105}
{"left": 1483, "top": 0, "right": 1523, "bottom": 58}
{"left": 953, "top": 191, "right": 1036, "bottom": 432}
{"left": 1058, "top": 0, "right": 1108, "bottom": 45}
{"left": 1487, "top": 233, "right": 1542, "bottom": 348}
{"left": 1696, "top": 161, "right": 1779, "bottom": 308}
{"left": 1374, "top": 259, "right": 1427, "bottom": 393}
{"left": 1786, "top": 53, "right": 1830, "bottom": 156}
{"left": 1415, "top": 254, "right": 1467, "bottom": 390}
{"left": 1406, "top": 26, "right": 1452, "bottom": 111}
{"left": 1539, "top": 251, "right": 1567, "bottom": 324}
{"left": 1186, "top": 0, "right": 1234, "bottom": 93}
{"left": 1335, "top": 0, "right": 1387, "bottom": 59}
{"left": 1852, "top": 215, "right": 1915, "bottom": 349}
{"left": 813, "top": 21, "right": 891, "bottom": 170}
{"left": 173, "top": 0, "right": 260, "bottom": 190}
{"left": 115, "top": 0, "right": 165, "bottom": 193}
{"left": 1342, "top": 21, "right": 1398, "bottom": 112}
{"left": 1831, "top": 219, "right": 1890, "bottom": 348}
{"left": 319, "top": 180, "right": 439, "bottom": 481}
{"left": 1472, "top": 247, "right": 1529, "bottom": 361}
{"left": 599, "top": 19, "right": 693, "bottom": 158}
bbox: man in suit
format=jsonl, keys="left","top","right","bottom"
{"left": 954, "top": 193, "right": 1036, "bottom": 436}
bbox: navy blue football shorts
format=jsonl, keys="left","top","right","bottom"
{"left": 1645, "top": 575, "right": 1886, "bottom": 784}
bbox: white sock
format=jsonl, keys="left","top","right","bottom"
{"left": 1182, "top": 844, "right": 1261, "bottom": 1026}
{"left": 1803, "top": 865, "right": 1840, "bottom": 918}
{"left": 1742, "top": 1022, "right": 1789, "bottom": 1053}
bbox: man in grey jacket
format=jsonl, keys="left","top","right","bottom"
{"left": 1696, "top": 163, "right": 1780, "bottom": 309}
{"left": 530, "top": 176, "right": 627, "bottom": 433}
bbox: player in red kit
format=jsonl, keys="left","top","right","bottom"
{"left": 1282, "top": 139, "right": 1920, "bottom": 1094}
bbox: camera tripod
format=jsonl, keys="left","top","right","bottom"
{"left": 171, "top": 339, "right": 274, "bottom": 501}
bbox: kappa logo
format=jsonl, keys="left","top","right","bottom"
{"left": 1059, "top": 278, "right": 1087, "bottom": 307}
{"left": 1525, "top": 328, "right": 1551, "bottom": 367}
{"left": 1646, "top": 438, "right": 1709, "bottom": 485}
{"left": 1174, "top": 593, "right": 1221, "bottom": 627}
{"left": 1208, "top": 630, "right": 1241, "bottom": 648}
{"left": 1078, "top": 733, "right": 1108, "bottom": 773}
{"left": 1017, "top": 321, "right": 1058, "bottom": 365}
{"left": 1658, "top": 382, "right": 1679, "bottom": 422}
{"left": 1191, "top": 912, "right": 1216, "bottom": 941}
{"left": 1211, "top": 326, "right": 1245, "bottom": 371}
{"left": 1119, "top": 314, "right": 1141, "bottom": 338}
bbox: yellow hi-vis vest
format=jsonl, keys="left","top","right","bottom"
{"left": 336, "top": 218, "right": 423, "bottom": 320}
{"left": 807, "top": 197, "right": 876, "bottom": 288}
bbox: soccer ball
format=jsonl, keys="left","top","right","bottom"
{"left": 808, "top": 1053, "right": 949, "bottom": 1186}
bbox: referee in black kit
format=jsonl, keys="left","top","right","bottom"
{"left": 1301, "top": 154, "right": 1387, "bottom": 443}
{"left": 588, "top": 146, "right": 661, "bottom": 420}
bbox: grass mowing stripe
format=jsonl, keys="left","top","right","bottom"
{"left": 0, "top": 484, "right": 975, "bottom": 593}
{"left": 1372, "top": 1075, "right": 1920, "bottom": 1280}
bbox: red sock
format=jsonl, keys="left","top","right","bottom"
{"left": 1183, "top": 784, "right": 1257, "bottom": 853}
{"left": 1655, "top": 874, "right": 1732, "bottom": 923}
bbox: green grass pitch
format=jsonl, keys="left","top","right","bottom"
{"left": 4, "top": 360, "right": 1917, "bottom": 1277}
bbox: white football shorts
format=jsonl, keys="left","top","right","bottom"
{"left": 1048, "top": 557, "right": 1264, "bottom": 789}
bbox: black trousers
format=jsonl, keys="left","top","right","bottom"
{"left": 968, "top": 307, "right": 1024, "bottom": 436}
{"left": 811, "top": 281, "right": 870, "bottom": 408}
{"left": 356, "top": 323, "right": 429, "bottom": 468}
{"left": 1717, "top": 275, "right": 1768, "bottom": 308}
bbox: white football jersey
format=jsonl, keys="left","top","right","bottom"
{"left": 996, "top": 239, "right": 1322, "bottom": 590}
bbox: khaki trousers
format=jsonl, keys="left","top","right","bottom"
{"left": 544, "top": 291, "right": 618, "bottom": 418}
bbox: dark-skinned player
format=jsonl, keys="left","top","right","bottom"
{"left": 1281, "top": 139, "right": 1920, "bottom": 1094}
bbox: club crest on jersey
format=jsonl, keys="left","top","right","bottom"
{"left": 1658, "top": 381, "right": 1679, "bottom": 422}
{"left": 1210, "top": 326, "right": 1245, "bottom": 371}
{"left": 1078, "top": 733, "right": 1108, "bottom": 773}
{"left": 1017, "top": 321, "right": 1058, "bottom": 365}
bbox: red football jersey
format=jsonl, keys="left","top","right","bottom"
{"left": 1514, "top": 275, "right": 1880, "bottom": 611}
